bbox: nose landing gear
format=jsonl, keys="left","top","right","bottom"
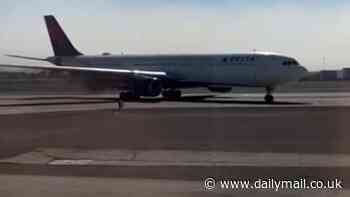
{"left": 264, "top": 87, "right": 274, "bottom": 104}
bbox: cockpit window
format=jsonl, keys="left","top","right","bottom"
{"left": 282, "top": 60, "right": 299, "bottom": 66}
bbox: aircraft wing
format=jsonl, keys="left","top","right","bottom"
{"left": 0, "top": 64, "right": 167, "bottom": 78}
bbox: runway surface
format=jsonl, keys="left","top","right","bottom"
{"left": 0, "top": 175, "right": 347, "bottom": 197}
{"left": 0, "top": 92, "right": 349, "bottom": 196}
{"left": 1, "top": 92, "right": 350, "bottom": 115}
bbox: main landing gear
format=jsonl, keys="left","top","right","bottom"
{"left": 162, "top": 89, "right": 182, "bottom": 100}
{"left": 264, "top": 87, "right": 274, "bottom": 104}
{"left": 116, "top": 91, "right": 139, "bottom": 111}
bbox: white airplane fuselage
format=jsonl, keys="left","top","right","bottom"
{"left": 4, "top": 15, "right": 309, "bottom": 103}
{"left": 55, "top": 52, "right": 308, "bottom": 89}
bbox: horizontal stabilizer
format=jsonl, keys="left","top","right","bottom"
{"left": 5, "top": 54, "right": 47, "bottom": 61}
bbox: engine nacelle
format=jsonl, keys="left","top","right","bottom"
{"left": 208, "top": 86, "right": 232, "bottom": 93}
{"left": 134, "top": 77, "right": 163, "bottom": 97}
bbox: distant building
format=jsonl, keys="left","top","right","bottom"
{"left": 319, "top": 70, "right": 339, "bottom": 81}
{"left": 300, "top": 71, "right": 320, "bottom": 81}
{"left": 342, "top": 68, "right": 350, "bottom": 80}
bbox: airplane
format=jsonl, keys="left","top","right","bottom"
{"left": 2, "top": 15, "right": 308, "bottom": 105}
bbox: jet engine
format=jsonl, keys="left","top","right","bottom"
{"left": 134, "top": 77, "right": 163, "bottom": 97}
{"left": 208, "top": 86, "right": 232, "bottom": 93}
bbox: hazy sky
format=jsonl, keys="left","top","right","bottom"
{"left": 1, "top": 0, "right": 350, "bottom": 71}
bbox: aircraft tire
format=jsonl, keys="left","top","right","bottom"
{"left": 264, "top": 94, "right": 274, "bottom": 104}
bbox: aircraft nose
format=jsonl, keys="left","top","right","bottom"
{"left": 299, "top": 65, "right": 308, "bottom": 75}
{"left": 300, "top": 65, "right": 308, "bottom": 73}
{"left": 295, "top": 65, "right": 309, "bottom": 79}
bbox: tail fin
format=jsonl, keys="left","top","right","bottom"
{"left": 44, "top": 15, "right": 82, "bottom": 56}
